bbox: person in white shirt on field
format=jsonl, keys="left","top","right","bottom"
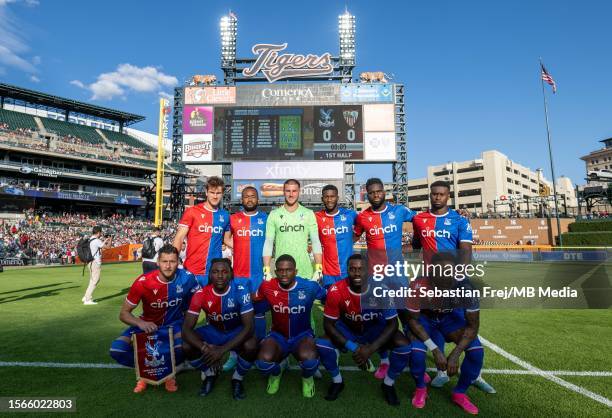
{"left": 82, "top": 226, "right": 112, "bottom": 305}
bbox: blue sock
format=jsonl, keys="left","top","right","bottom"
{"left": 254, "top": 314, "right": 267, "bottom": 341}
{"left": 379, "top": 350, "right": 389, "bottom": 361}
{"left": 409, "top": 341, "right": 427, "bottom": 388}
{"left": 173, "top": 336, "right": 184, "bottom": 365}
{"left": 256, "top": 360, "right": 281, "bottom": 376}
{"left": 300, "top": 358, "right": 320, "bottom": 378}
{"left": 454, "top": 339, "right": 484, "bottom": 394}
{"left": 109, "top": 339, "right": 134, "bottom": 367}
{"left": 387, "top": 344, "right": 411, "bottom": 381}
{"left": 315, "top": 338, "right": 340, "bottom": 377}
{"left": 236, "top": 355, "right": 253, "bottom": 377}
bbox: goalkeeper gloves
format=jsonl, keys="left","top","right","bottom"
{"left": 263, "top": 266, "right": 273, "bottom": 281}
{"left": 312, "top": 263, "right": 323, "bottom": 282}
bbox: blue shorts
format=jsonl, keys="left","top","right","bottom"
{"left": 195, "top": 325, "right": 243, "bottom": 346}
{"left": 408, "top": 309, "right": 466, "bottom": 340}
{"left": 322, "top": 274, "right": 343, "bottom": 289}
{"left": 335, "top": 320, "right": 386, "bottom": 346}
{"left": 120, "top": 320, "right": 183, "bottom": 339}
{"left": 233, "top": 277, "right": 263, "bottom": 294}
{"left": 194, "top": 274, "right": 208, "bottom": 287}
{"left": 266, "top": 330, "right": 314, "bottom": 358}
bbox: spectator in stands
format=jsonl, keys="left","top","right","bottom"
{"left": 82, "top": 226, "right": 112, "bottom": 306}
{"left": 141, "top": 226, "right": 164, "bottom": 274}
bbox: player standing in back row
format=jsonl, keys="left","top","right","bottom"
{"left": 173, "top": 176, "right": 230, "bottom": 286}
{"left": 263, "top": 179, "right": 323, "bottom": 281}
{"left": 315, "top": 184, "right": 357, "bottom": 289}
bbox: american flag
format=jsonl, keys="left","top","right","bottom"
{"left": 541, "top": 63, "right": 557, "bottom": 94}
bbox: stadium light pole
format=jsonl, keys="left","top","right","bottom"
{"left": 338, "top": 10, "right": 356, "bottom": 67}
{"left": 220, "top": 13, "right": 237, "bottom": 69}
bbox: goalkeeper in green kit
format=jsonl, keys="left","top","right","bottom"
{"left": 263, "top": 179, "right": 323, "bottom": 282}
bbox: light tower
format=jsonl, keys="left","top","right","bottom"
{"left": 338, "top": 10, "right": 356, "bottom": 82}
{"left": 220, "top": 12, "right": 238, "bottom": 84}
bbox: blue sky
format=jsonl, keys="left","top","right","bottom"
{"left": 1, "top": 0, "right": 611, "bottom": 184}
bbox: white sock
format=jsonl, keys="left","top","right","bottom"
{"left": 383, "top": 376, "right": 395, "bottom": 386}
{"left": 232, "top": 370, "right": 243, "bottom": 381}
{"left": 380, "top": 358, "right": 390, "bottom": 365}
{"left": 332, "top": 374, "right": 343, "bottom": 384}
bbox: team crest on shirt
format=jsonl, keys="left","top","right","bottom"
{"left": 444, "top": 218, "right": 452, "bottom": 226}
{"left": 258, "top": 218, "right": 264, "bottom": 225}
{"left": 207, "top": 301, "right": 213, "bottom": 307}
{"left": 298, "top": 290, "right": 306, "bottom": 300}
{"left": 201, "top": 214, "right": 205, "bottom": 219}
{"left": 344, "top": 300, "right": 350, "bottom": 306}
{"left": 176, "top": 284, "right": 183, "bottom": 294}
{"left": 153, "top": 289, "right": 158, "bottom": 295}
{"left": 389, "top": 212, "right": 395, "bottom": 220}
{"left": 227, "top": 298, "right": 235, "bottom": 308}
{"left": 340, "top": 215, "right": 346, "bottom": 221}
{"left": 423, "top": 218, "right": 428, "bottom": 224}
{"left": 368, "top": 216, "right": 372, "bottom": 222}
{"left": 238, "top": 218, "right": 242, "bottom": 223}
{"left": 273, "top": 290, "right": 279, "bottom": 297}
{"left": 220, "top": 215, "right": 225, "bottom": 222}
{"left": 237, "top": 285, "right": 245, "bottom": 291}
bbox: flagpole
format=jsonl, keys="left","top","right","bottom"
{"left": 539, "top": 58, "right": 563, "bottom": 246}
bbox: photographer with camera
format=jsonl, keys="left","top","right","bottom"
{"left": 81, "top": 226, "right": 112, "bottom": 305}
{"left": 141, "top": 226, "right": 164, "bottom": 274}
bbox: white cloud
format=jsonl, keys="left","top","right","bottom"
{"left": 29, "top": 74, "right": 39, "bottom": 82}
{"left": 71, "top": 63, "right": 178, "bottom": 100}
{"left": 0, "top": 0, "right": 39, "bottom": 73}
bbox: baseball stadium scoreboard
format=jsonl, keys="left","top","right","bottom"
{"left": 179, "top": 83, "right": 398, "bottom": 203}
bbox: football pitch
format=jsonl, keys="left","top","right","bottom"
{"left": 0, "top": 262, "right": 610, "bottom": 417}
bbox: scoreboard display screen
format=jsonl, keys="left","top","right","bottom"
{"left": 219, "top": 108, "right": 303, "bottom": 160}
{"left": 212, "top": 106, "right": 364, "bottom": 161}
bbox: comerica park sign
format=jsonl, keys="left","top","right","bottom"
{"left": 243, "top": 43, "right": 334, "bottom": 83}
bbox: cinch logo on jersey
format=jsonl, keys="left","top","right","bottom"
{"left": 198, "top": 223, "right": 224, "bottom": 234}
{"left": 209, "top": 311, "right": 239, "bottom": 322}
{"left": 421, "top": 229, "right": 451, "bottom": 238}
{"left": 273, "top": 302, "right": 306, "bottom": 314}
{"left": 321, "top": 225, "right": 350, "bottom": 235}
{"left": 345, "top": 311, "right": 383, "bottom": 322}
{"left": 151, "top": 297, "right": 182, "bottom": 309}
{"left": 236, "top": 227, "right": 265, "bottom": 237}
{"left": 369, "top": 224, "right": 397, "bottom": 235}
{"left": 279, "top": 224, "right": 305, "bottom": 233}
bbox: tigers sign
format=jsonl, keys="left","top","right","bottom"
{"left": 242, "top": 43, "right": 334, "bottom": 83}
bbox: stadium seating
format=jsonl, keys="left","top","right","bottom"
{"left": 40, "top": 117, "right": 105, "bottom": 145}
{"left": 103, "top": 129, "right": 155, "bottom": 151}
{"left": 0, "top": 108, "right": 38, "bottom": 131}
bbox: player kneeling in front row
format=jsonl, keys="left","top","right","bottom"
{"left": 109, "top": 244, "right": 200, "bottom": 393}
{"left": 254, "top": 254, "right": 326, "bottom": 398}
{"left": 316, "top": 254, "right": 414, "bottom": 404}
{"left": 181, "top": 258, "right": 257, "bottom": 399}
{"left": 397, "top": 253, "right": 484, "bottom": 414}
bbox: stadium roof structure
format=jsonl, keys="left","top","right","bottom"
{"left": 0, "top": 83, "right": 145, "bottom": 126}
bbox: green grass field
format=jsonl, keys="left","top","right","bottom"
{"left": 0, "top": 262, "right": 611, "bottom": 417}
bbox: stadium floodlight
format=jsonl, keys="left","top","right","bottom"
{"left": 338, "top": 10, "right": 355, "bottom": 66}
{"left": 220, "top": 12, "right": 237, "bottom": 67}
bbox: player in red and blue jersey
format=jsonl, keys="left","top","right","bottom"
{"left": 181, "top": 258, "right": 257, "bottom": 399}
{"left": 411, "top": 181, "right": 495, "bottom": 394}
{"left": 353, "top": 177, "right": 416, "bottom": 379}
{"left": 225, "top": 186, "right": 268, "bottom": 342}
{"left": 253, "top": 254, "right": 326, "bottom": 398}
{"left": 398, "top": 252, "right": 484, "bottom": 413}
{"left": 316, "top": 184, "right": 357, "bottom": 289}
{"left": 315, "top": 254, "right": 414, "bottom": 405}
{"left": 173, "top": 176, "right": 230, "bottom": 286}
{"left": 109, "top": 245, "right": 200, "bottom": 393}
